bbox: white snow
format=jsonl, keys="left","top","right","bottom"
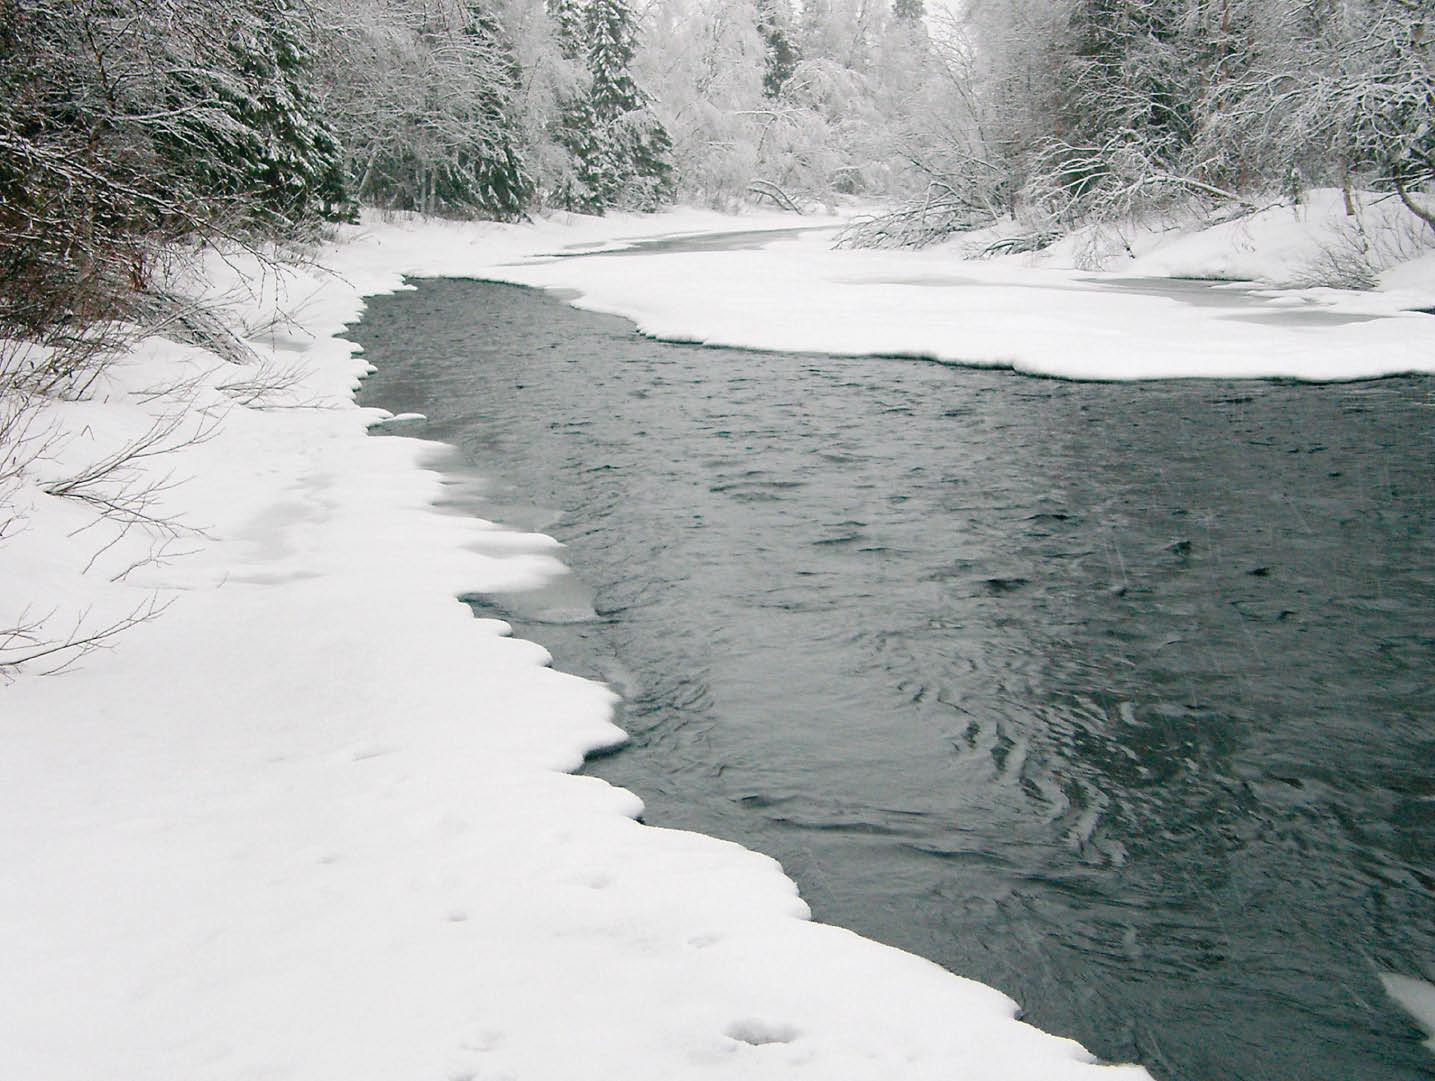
{"left": 4, "top": 198, "right": 1431, "bottom": 1081}
{"left": 370, "top": 410, "right": 428, "bottom": 424}
{"left": 1383, "top": 974, "right": 1435, "bottom": 1053}
{"left": 365, "top": 192, "right": 1433, "bottom": 382}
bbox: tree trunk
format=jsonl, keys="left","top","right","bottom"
{"left": 1395, "top": 172, "right": 1435, "bottom": 230}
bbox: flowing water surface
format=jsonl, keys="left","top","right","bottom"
{"left": 352, "top": 273, "right": 1434, "bottom": 1081}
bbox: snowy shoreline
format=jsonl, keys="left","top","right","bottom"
{"left": 4, "top": 203, "right": 1431, "bottom": 1080}
{"left": 475, "top": 195, "right": 1435, "bottom": 382}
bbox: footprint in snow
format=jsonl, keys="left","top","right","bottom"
{"left": 726, "top": 1019, "right": 799, "bottom": 1046}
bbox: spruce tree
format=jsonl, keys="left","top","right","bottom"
{"left": 586, "top": 0, "right": 643, "bottom": 121}
{"left": 1031, "top": 0, "right": 1197, "bottom": 218}
{"left": 548, "top": 0, "right": 673, "bottom": 212}
{"left": 549, "top": 0, "right": 586, "bottom": 61}
{"left": 192, "top": 0, "right": 350, "bottom": 223}
{"left": 585, "top": 0, "right": 673, "bottom": 209}
{"left": 756, "top": 0, "right": 801, "bottom": 98}
{"left": 449, "top": 1, "right": 534, "bottom": 219}
{"left": 248, "top": 0, "right": 349, "bottom": 221}
{"left": 547, "top": 0, "right": 601, "bottom": 210}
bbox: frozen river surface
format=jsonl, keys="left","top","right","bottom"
{"left": 353, "top": 275, "right": 1434, "bottom": 1081}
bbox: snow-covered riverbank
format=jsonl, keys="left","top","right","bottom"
{"left": 480, "top": 192, "right": 1435, "bottom": 381}
{"left": 3, "top": 202, "right": 1431, "bottom": 1080}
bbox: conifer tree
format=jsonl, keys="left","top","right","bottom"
{"left": 449, "top": 1, "right": 534, "bottom": 219}
{"left": 549, "top": 0, "right": 586, "bottom": 60}
{"left": 756, "top": 0, "right": 801, "bottom": 98}
{"left": 325, "top": 0, "right": 535, "bottom": 219}
{"left": 167, "top": 0, "right": 350, "bottom": 224}
{"left": 239, "top": 0, "right": 349, "bottom": 221}
{"left": 546, "top": 0, "right": 600, "bottom": 209}
{"left": 586, "top": 0, "right": 643, "bottom": 120}
{"left": 1027, "top": 0, "right": 1198, "bottom": 221}
{"left": 551, "top": 0, "right": 673, "bottom": 211}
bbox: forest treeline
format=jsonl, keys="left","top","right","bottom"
{"left": 4, "top": 0, "right": 1434, "bottom": 278}
{"left": 873, "top": 0, "right": 1435, "bottom": 247}
{"left": 1, "top": 0, "right": 1433, "bottom": 340}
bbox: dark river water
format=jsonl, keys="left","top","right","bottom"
{"left": 351, "top": 274, "right": 1435, "bottom": 1081}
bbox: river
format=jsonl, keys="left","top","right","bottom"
{"left": 351, "top": 264, "right": 1434, "bottom": 1081}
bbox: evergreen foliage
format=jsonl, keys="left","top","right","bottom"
{"left": 548, "top": 0, "right": 587, "bottom": 61}
{"left": 1027, "top": 0, "right": 1200, "bottom": 221}
{"left": 878, "top": 0, "right": 1434, "bottom": 241}
{"left": 455, "top": 2, "right": 535, "bottom": 219}
{"left": 585, "top": 0, "right": 675, "bottom": 209}
{"left": 587, "top": 0, "right": 644, "bottom": 119}
{"left": 168, "top": 0, "right": 351, "bottom": 224}
{"left": 548, "top": 0, "right": 674, "bottom": 212}
{"left": 756, "top": 0, "right": 802, "bottom": 97}
{"left": 546, "top": 0, "right": 602, "bottom": 210}
{"left": 0, "top": 0, "right": 351, "bottom": 344}
{"left": 3, "top": 0, "right": 1431, "bottom": 285}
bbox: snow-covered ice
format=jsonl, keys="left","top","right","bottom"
{"left": 4, "top": 199, "right": 1431, "bottom": 1080}
{"left": 1383, "top": 974, "right": 1435, "bottom": 1053}
{"left": 491, "top": 197, "right": 1435, "bottom": 381}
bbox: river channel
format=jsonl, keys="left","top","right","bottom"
{"left": 351, "top": 267, "right": 1434, "bottom": 1081}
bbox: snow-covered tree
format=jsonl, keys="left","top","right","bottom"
{"left": 585, "top": 0, "right": 676, "bottom": 207}
{"left": 1012, "top": 0, "right": 1203, "bottom": 224}
{"left": 168, "top": 0, "right": 350, "bottom": 223}
{"left": 549, "top": 0, "right": 586, "bottom": 54}
{"left": 841, "top": 0, "right": 1433, "bottom": 247}
{"left": 455, "top": 1, "right": 535, "bottom": 217}
{"left": 1199, "top": 0, "right": 1434, "bottom": 221}
{"left": 545, "top": 0, "right": 673, "bottom": 210}
{"left": 798, "top": 0, "right": 883, "bottom": 69}
{"left": 638, "top": 0, "right": 773, "bottom": 205}
{"left": 0, "top": 0, "right": 352, "bottom": 346}
{"left": 541, "top": 0, "right": 599, "bottom": 207}
{"left": 314, "top": 0, "right": 534, "bottom": 219}
{"left": 756, "top": 0, "right": 801, "bottom": 97}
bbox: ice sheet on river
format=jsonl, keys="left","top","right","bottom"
{"left": 481, "top": 204, "right": 1435, "bottom": 382}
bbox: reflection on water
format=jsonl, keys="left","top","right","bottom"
{"left": 352, "top": 278, "right": 1435, "bottom": 1081}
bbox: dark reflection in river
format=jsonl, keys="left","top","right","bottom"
{"left": 352, "top": 278, "right": 1434, "bottom": 1081}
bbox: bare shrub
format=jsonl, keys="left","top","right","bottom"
{"left": 1289, "top": 226, "right": 1382, "bottom": 290}
{"left": 836, "top": 184, "right": 995, "bottom": 249}
{"left": 0, "top": 595, "right": 173, "bottom": 680}
{"left": 1290, "top": 200, "right": 1435, "bottom": 290}
{"left": 44, "top": 410, "right": 219, "bottom": 530}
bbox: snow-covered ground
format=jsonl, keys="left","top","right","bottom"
{"left": 3, "top": 199, "right": 1432, "bottom": 1081}
{"left": 467, "top": 191, "right": 1435, "bottom": 381}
